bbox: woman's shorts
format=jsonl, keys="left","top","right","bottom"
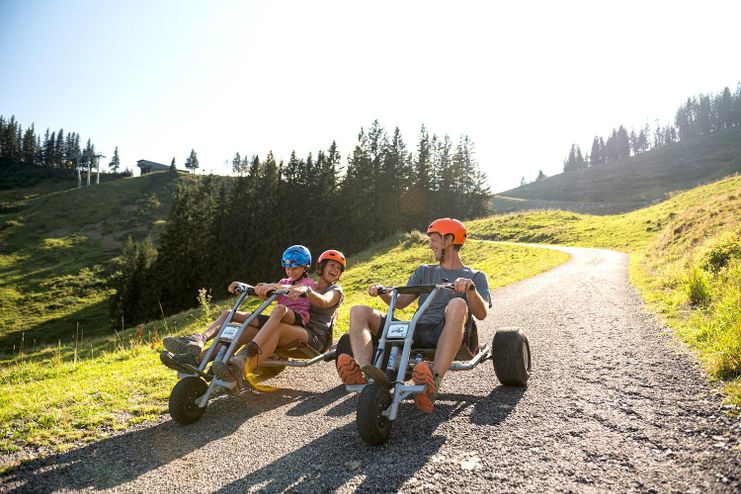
{"left": 304, "top": 327, "right": 328, "bottom": 352}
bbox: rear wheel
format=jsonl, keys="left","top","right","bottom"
{"left": 492, "top": 329, "right": 531, "bottom": 386}
{"left": 169, "top": 377, "right": 208, "bottom": 424}
{"left": 357, "top": 382, "right": 392, "bottom": 445}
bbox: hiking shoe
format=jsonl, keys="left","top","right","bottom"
{"left": 412, "top": 361, "right": 439, "bottom": 413}
{"left": 337, "top": 353, "right": 367, "bottom": 385}
{"left": 243, "top": 341, "right": 261, "bottom": 358}
{"left": 212, "top": 359, "right": 244, "bottom": 395}
{"left": 162, "top": 333, "right": 205, "bottom": 356}
{"left": 160, "top": 351, "right": 198, "bottom": 373}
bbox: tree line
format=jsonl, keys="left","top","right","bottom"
{"left": 563, "top": 82, "right": 741, "bottom": 172}
{"left": 0, "top": 115, "right": 131, "bottom": 178}
{"left": 111, "top": 120, "right": 491, "bottom": 327}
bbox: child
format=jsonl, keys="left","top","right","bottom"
{"left": 160, "top": 245, "right": 315, "bottom": 369}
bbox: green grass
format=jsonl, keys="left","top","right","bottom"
{"left": 470, "top": 174, "right": 741, "bottom": 403}
{"left": 495, "top": 127, "right": 741, "bottom": 214}
{"left": 0, "top": 232, "right": 568, "bottom": 470}
{"left": 0, "top": 171, "right": 183, "bottom": 353}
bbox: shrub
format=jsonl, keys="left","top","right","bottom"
{"left": 702, "top": 229, "right": 741, "bottom": 273}
{"left": 400, "top": 230, "right": 427, "bottom": 247}
{"left": 686, "top": 268, "right": 711, "bottom": 306}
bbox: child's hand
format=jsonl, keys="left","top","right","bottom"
{"left": 227, "top": 281, "right": 241, "bottom": 294}
{"left": 255, "top": 283, "right": 272, "bottom": 297}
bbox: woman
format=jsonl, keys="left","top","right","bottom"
{"left": 220, "top": 249, "right": 346, "bottom": 388}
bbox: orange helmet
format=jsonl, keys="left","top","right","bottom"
{"left": 427, "top": 218, "right": 467, "bottom": 245}
{"left": 317, "top": 249, "right": 346, "bottom": 271}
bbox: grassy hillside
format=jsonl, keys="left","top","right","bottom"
{"left": 494, "top": 127, "right": 741, "bottom": 214}
{"left": 0, "top": 233, "right": 568, "bottom": 469}
{"left": 471, "top": 175, "right": 741, "bottom": 402}
{"left": 0, "top": 170, "right": 183, "bottom": 353}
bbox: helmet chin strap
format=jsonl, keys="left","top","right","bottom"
{"left": 440, "top": 238, "right": 450, "bottom": 262}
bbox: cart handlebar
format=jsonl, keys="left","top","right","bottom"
{"left": 233, "top": 283, "right": 307, "bottom": 298}
{"left": 376, "top": 281, "right": 455, "bottom": 295}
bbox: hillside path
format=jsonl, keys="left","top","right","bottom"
{"left": 2, "top": 245, "right": 739, "bottom": 493}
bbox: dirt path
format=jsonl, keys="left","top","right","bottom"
{"left": 2, "top": 245, "right": 738, "bottom": 493}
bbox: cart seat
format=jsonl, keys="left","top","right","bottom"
{"left": 271, "top": 340, "right": 323, "bottom": 360}
{"left": 410, "top": 343, "right": 476, "bottom": 362}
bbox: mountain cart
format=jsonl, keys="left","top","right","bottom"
{"left": 337, "top": 282, "right": 531, "bottom": 445}
{"left": 167, "top": 283, "right": 336, "bottom": 424}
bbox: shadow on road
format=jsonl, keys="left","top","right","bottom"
{"left": 215, "top": 385, "right": 525, "bottom": 493}
{"left": 1, "top": 388, "right": 314, "bottom": 493}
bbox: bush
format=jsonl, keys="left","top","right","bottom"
{"left": 702, "top": 229, "right": 741, "bottom": 273}
{"left": 400, "top": 230, "right": 427, "bottom": 248}
{"left": 686, "top": 268, "right": 711, "bottom": 306}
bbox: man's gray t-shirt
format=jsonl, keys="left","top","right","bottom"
{"left": 406, "top": 264, "right": 491, "bottom": 325}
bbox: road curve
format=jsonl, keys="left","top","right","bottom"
{"left": 2, "top": 245, "right": 739, "bottom": 493}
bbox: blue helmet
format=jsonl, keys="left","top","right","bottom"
{"left": 281, "top": 245, "right": 312, "bottom": 268}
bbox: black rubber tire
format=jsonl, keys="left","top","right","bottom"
{"left": 492, "top": 329, "right": 531, "bottom": 386}
{"left": 169, "top": 377, "right": 208, "bottom": 424}
{"left": 357, "top": 382, "right": 393, "bottom": 445}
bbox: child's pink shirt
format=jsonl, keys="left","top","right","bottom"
{"left": 276, "top": 276, "right": 316, "bottom": 325}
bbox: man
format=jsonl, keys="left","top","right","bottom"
{"left": 337, "top": 218, "right": 491, "bottom": 412}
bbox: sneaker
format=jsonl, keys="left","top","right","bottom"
{"left": 212, "top": 359, "right": 243, "bottom": 395}
{"left": 243, "top": 341, "right": 261, "bottom": 358}
{"left": 162, "top": 334, "right": 205, "bottom": 356}
{"left": 337, "top": 353, "right": 367, "bottom": 385}
{"left": 160, "top": 351, "right": 198, "bottom": 373}
{"left": 412, "top": 361, "right": 439, "bottom": 413}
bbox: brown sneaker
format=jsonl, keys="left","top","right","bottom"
{"left": 337, "top": 353, "right": 367, "bottom": 385}
{"left": 412, "top": 361, "right": 439, "bottom": 413}
{"left": 162, "top": 334, "right": 205, "bottom": 356}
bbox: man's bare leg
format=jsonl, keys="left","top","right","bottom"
{"left": 348, "top": 305, "right": 383, "bottom": 367}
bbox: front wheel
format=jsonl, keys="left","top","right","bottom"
{"left": 169, "top": 376, "right": 208, "bottom": 424}
{"left": 357, "top": 382, "right": 392, "bottom": 445}
{"left": 492, "top": 329, "right": 531, "bottom": 386}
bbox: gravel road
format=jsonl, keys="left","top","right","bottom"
{"left": 2, "top": 245, "right": 739, "bottom": 493}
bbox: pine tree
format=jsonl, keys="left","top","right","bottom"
{"left": 22, "top": 124, "right": 35, "bottom": 164}
{"left": 231, "top": 152, "right": 242, "bottom": 175}
{"left": 55, "top": 129, "right": 64, "bottom": 166}
{"left": 109, "top": 146, "right": 121, "bottom": 173}
{"left": 170, "top": 156, "right": 177, "bottom": 172}
{"left": 563, "top": 144, "right": 577, "bottom": 172}
{"left": 184, "top": 149, "right": 199, "bottom": 173}
{"left": 536, "top": 170, "right": 546, "bottom": 181}
{"left": 590, "top": 137, "right": 602, "bottom": 165}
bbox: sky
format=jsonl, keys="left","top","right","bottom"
{"left": 1, "top": 0, "right": 739, "bottom": 192}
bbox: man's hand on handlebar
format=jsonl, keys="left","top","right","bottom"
{"left": 453, "top": 277, "right": 476, "bottom": 293}
{"left": 368, "top": 283, "right": 385, "bottom": 297}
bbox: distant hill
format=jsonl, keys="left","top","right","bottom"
{"left": 0, "top": 166, "right": 183, "bottom": 352}
{"left": 495, "top": 127, "right": 741, "bottom": 214}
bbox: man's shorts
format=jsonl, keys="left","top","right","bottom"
{"left": 373, "top": 314, "right": 474, "bottom": 349}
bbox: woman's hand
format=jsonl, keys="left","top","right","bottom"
{"left": 287, "top": 284, "right": 310, "bottom": 301}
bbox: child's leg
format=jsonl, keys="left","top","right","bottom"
{"left": 280, "top": 307, "right": 298, "bottom": 325}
